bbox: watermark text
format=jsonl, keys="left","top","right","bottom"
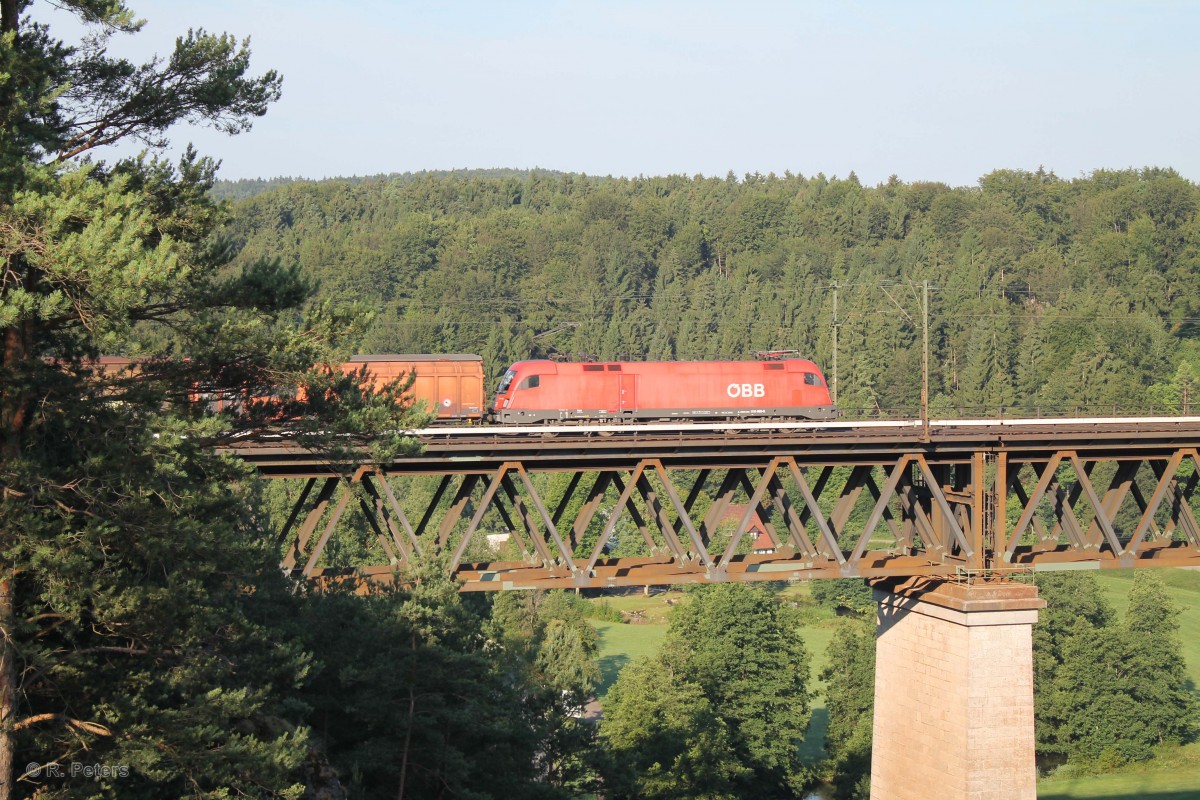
{"left": 25, "top": 762, "right": 130, "bottom": 779}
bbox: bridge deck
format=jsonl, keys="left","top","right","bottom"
{"left": 233, "top": 416, "right": 1200, "bottom": 475}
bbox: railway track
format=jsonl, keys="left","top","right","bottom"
{"left": 228, "top": 416, "right": 1200, "bottom": 476}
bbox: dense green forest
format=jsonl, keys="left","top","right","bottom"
{"left": 219, "top": 166, "right": 1200, "bottom": 416}
{"left": 210, "top": 169, "right": 562, "bottom": 203}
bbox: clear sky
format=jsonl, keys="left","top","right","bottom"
{"left": 33, "top": 0, "right": 1200, "bottom": 187}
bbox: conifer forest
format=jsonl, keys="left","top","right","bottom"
{"left": 217, "top": 163, "right": 1200, "bottom": 419}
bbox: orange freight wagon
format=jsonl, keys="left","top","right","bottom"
{"left": 346, "top": 354, "right": 485, "bottom": 422}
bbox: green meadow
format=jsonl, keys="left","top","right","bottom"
{"left": 1038, "top": 742, "right": 1200, "bottom": 799}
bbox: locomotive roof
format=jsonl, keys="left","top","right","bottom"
{"left": 510, "top": 358, "right": 822, "bottom": 366}
{"left": 349, "top": 354, "right": 483, "bottom": 362}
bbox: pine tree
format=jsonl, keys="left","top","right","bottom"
{"left": 0, "top": 3, "right": 419, "bottom": 796}
{"left": 1032, "top": 573, "right": 1114, "bottom": 759}
{"left": 490, "top": 591, "right": 603, "bottom": 794}
{"left": 958, "top": 301, "right": 1017, "bottom": 413}
{"left": 296, "top": 563, "right": 553, "bottom": 800}
{"left": 1113, "top": 574, "right": 1197, "bottom": 751}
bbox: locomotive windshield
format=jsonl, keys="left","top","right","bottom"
{"left": 496, "top": 368, "right": 516, "bottom": 394}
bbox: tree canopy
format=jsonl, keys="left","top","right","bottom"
{"left": 216, "top": 166, "right": 1200, "bottom": 417}
{"left": 600, "top": 584, "right": 813, "bottom": 798}
{"left": 1016, "top": 572, "right": 1199, "bottom": 770}
{"left": 0, "top": 2, "right": 419, "bottom": 797}
{"left": 819, "top": 618, "right": 875, "bottom": 799}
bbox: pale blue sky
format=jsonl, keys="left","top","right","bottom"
{"left": 34, "top": 1, "right": 1200, "bottom": 187}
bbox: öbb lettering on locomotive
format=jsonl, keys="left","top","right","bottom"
{"left": 726, "top": 382, "right": 766, "bottom": 398}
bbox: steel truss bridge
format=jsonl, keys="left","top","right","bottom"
{"left": 229, "top": 417, "right": 1200, "bottom": 590}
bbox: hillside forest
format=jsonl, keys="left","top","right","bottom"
{"left": 217, "top": 166, "right": 1200, "bottom": 417}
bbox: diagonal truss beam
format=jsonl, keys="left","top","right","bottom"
{"left": 1005, "top": 454, "right": 1064, "bottom": 560}
{"left": 272, "top": 442, "right": 1200, "bottom": 588}
{"left": 1127, "top": 450, "right": 1191, "bottom": 555}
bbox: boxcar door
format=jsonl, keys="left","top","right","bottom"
{"left": 436, "top": 375, "right": 458, "bottom": 418}
{"left": 619, "top": 374, "right": 638, "bottom": 414}
{"left": 460, "top": 372, "right": 482, "bottom": 418}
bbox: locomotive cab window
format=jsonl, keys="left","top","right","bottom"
{"left": 518, "top": 375, "right": 540, "bottom": 390}
{"left": 803, "top": 372, "right": 824, "bottom": 386}
{"left": 583, "top": 365, "right": 604, "bottom": 372}
{"left": 497, "top": 369, "right": 516, "bottom": 393}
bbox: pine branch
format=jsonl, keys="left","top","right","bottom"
{"left": 11, "top": 713, "right": 111, "bottom": 737}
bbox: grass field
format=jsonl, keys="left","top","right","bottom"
{"left": 590, "top": 586, "right": 841, "bottom": 695}
{"left": 589, "top": 589, "right": 681, "bottom": 696}
{"left": 593, "top": 620, "right": 667, "bottom": 695}
{"left": 1038, "top": 742, "right": 1200, "bottom": 798}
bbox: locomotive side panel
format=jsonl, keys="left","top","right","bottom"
{"left": 493, "top": 359, "right": 835, "bottom": 423}
{"left": 626, "top": 361, "right": 833, "bottom": 417}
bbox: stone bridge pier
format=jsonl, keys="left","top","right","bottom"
{"left": 870, "top": 578, "right": 1045, "bottom": 800}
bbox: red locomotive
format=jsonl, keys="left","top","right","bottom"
{"left": 491, "top": 358, "right": 835, "bottom": 424}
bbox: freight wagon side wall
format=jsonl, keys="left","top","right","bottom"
{"left": 347, "top": 357, "right": 485, "bottom": 420}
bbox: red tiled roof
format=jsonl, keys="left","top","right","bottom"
{"left": 721, "top": 504, "right": 775, "bottom": 551}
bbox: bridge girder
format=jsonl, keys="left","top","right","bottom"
{"left": 241, "top": 420, "right": 1200, "bottom": 590}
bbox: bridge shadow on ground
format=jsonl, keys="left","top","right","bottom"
{"left": 596, "top": 652, "right": 629, "bottom": 697}
{"left": 798, "top": 706, "right": 828, "bottom": 763}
